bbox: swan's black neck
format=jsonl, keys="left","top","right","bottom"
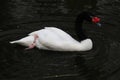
{"left": 75, "top": 12, "right": 91, "bottom": 41}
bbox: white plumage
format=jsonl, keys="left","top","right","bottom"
{"left": 10, "top": 27, "right": 93, "bottom": 51}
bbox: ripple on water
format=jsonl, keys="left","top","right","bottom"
{"left": 0, "top": 28, "right": 120, "bottom": 80}
{"left": 75, "top": 29, "right": 120, "bottom": 79}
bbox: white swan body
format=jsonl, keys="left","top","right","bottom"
{"left": 10, "top": 27, "right": 93, "bottom": 51}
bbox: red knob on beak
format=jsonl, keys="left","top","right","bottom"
{"left": 92, "top": 17, "right": 100, "bottom": 23}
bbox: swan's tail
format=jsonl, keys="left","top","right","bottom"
{"left": 9, "top": 40, "right": 21, "bottom": 44}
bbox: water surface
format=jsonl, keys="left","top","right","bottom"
{"left": 0, "top": 0, "right": 120, "bottom": 80}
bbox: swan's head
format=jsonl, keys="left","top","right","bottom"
{"left": 10, "top": 36, "right": 35, "bottom": 47}
{"left": 78, "top": 11, "right": 101, "bottom": 27}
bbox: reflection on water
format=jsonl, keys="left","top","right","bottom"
{"left": 0, "top": 0, "right": 120, "bottom": 80}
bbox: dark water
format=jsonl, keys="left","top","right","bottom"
{"left": 0, "top": 0, "right": 120, "bottom": 80}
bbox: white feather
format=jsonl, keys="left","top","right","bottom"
{"left": 10, "top": 27, "right": 93, "bottom": 51}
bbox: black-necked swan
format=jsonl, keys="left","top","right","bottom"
{"left": 10, "top": 11, "right": 101, "bottom": 51}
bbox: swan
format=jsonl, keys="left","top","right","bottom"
{"left": 10, "top": 11, "right": 101, "bottom": 51}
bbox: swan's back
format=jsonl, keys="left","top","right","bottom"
{"left": 44, "top": 27, "right": 74, "bottom": 40}
{"left": 29, "top": 27, "right": 77, "bottom": 42}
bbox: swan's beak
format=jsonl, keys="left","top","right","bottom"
{"left": 96, "top": 22, "right": 101, "bottom": 27}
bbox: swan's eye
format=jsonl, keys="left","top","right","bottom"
{"left": 92, "top": 17, "right": 100, "bottom": 23}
